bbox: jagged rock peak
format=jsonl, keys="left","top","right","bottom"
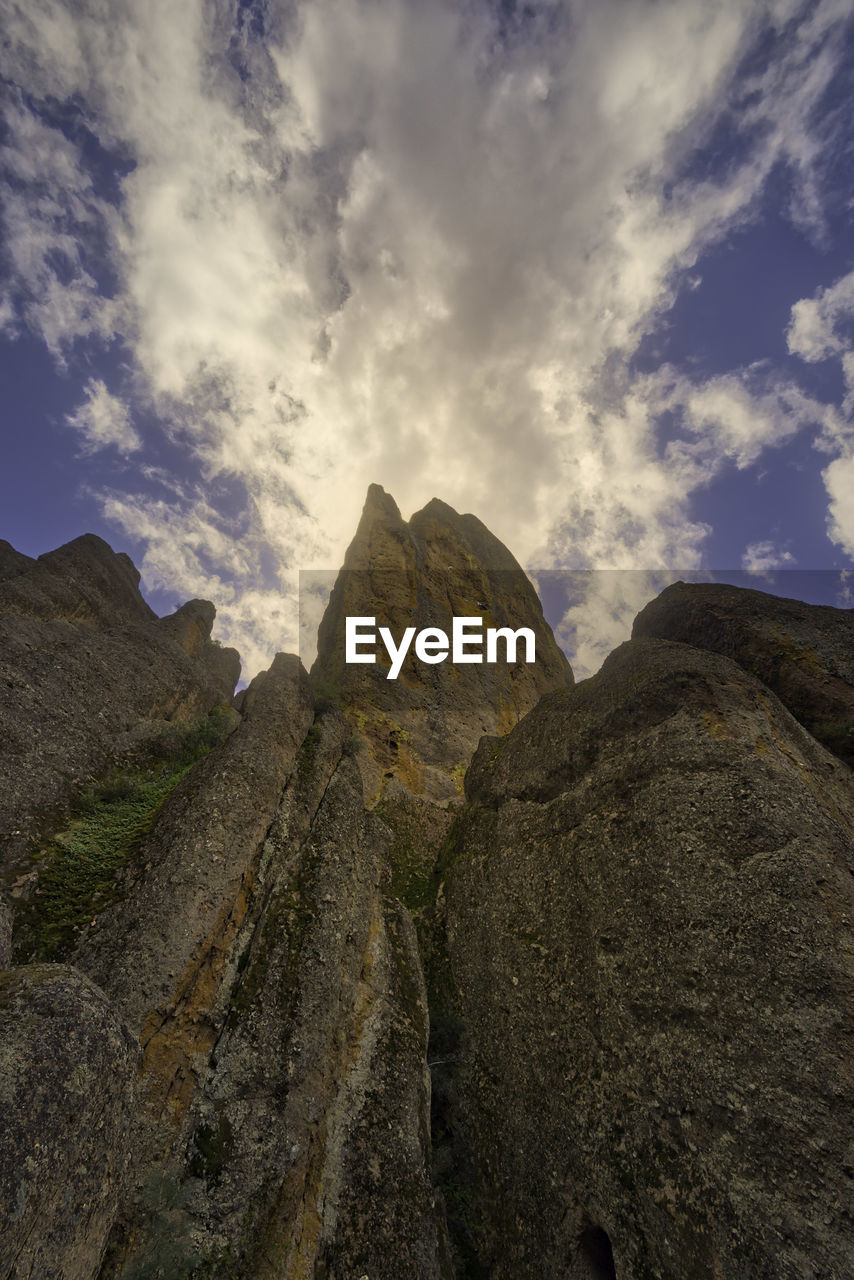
{"left": 0, "top": 532, "right": 154, "bottom": 628}
{"left": 362, "top": 481, "right": 405, "bottom": 522}
{"left": 313, "top": 485, "right": 572, "bottom": 803}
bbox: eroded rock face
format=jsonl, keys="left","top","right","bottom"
{"left": 5, "top": 514, "right": 853, "bottom": 1280}
{"left": 0, "top": 965, "right": 137, "bottom": 1280}
{"left": 176, "top": 722, "right": 450, "bottom": 1279}
{"left": 0, "top": 534, "right": 240, "bottom": 886}
{"left": 0, "top": 898, "right": 11, "bottom": 968}
{"left": 443, "top": 636, "right": 854, "bottom": 1279}
{"left": 633, "top": 580, "right": 854, "bottom": 765}
{"left": 61, "top": 658, "right": 449, "bottom": 1279}
{"left": 312, "top": 485, "right": 572, "bottom": 803}
{"left": 75, "top": 654, "right": 315, "bottom": 1098}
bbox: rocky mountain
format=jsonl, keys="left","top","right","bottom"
{"left": 311, "top": 484, "right": 572, "bottom": 803}
{"left": 1, "top": 511, "right": 852, "bottom": 1280}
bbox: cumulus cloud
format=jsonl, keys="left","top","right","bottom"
{"left": 788, "top": 269, "right": 854, "bottom": 365}
{"left": 1, "top": 0, "right": 853, "bottom": 673}
{"left": 821, "top": 454, "right": 854, "bottom": 559}
{"left": 66, "top": 379, "right": 140, "bottom": 454}
{"left": 645, "top": 364, "right": 835, "bottom": 470}
{"left": 787, "top": 269, "right": 854, "bottom": 558}
{"left": 741, "top": 540, "right": 796, "bottom": 574}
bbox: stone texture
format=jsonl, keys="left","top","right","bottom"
{"left": 443, "top": 636, "right": 854, "bottom": 1279}
{"left": 312, "top": 485, "right": 572, "bottom": 803}
{"left": 0, "top": 897, "right": 11, "bottom": 968}
{"left": 633, "top": 579, "right": 854, "bottom": 765}
{"left": 92, "top": 702, "right": 450, "bottom": 1279}
{"left": 4, "top": 513, "right": 854, "bottom": 1280}
{"left": 0, "top": 534, "right": 240, "bottom": 888}
{"left": 172, "top": 722, "right": 451, "bottom": 1279}
{"left": 0, "top": 964, "right": 137, "bottom": 1280}
{"left": 0, "top": 539, "right": 35, "bottom": 583}
{"left": 76, "top": 653, "right": 315, "bottom": 1072}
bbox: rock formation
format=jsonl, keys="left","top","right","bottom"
{"left": 0, "top": 965, "right": 138, "bottom": 1280}
{"left": 0, "top": 534, "right": 240, "bottom": 896}
{"left": 633, "top": 579, "right": 854, "bottom": 765}
{"left": 0, "top": 507, "right": 852, "bottom": 1280}
{"left": 440, "top": 636, "right": 854, "bottom": 1278}
{"left": 311, "top": 484, "right": 572, "bottom": 803}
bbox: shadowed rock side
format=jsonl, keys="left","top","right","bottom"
{"left": 0, "top": 965, "right": 138, "bottom": 1280}
{"left": 0, "top": 534, "right": 240, "bottom": 888}
{"left": 311, "top": 484, "right": 572, "bottom": 803}
{"left": 633, "top": 580, "right": 854, "bottom": 765}
{"left": 440, "top": 637, "right": 854, "bottom": 1279}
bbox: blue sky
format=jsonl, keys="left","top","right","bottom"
{"left": 1, "top": 0, "right": 853, "bottom": 677}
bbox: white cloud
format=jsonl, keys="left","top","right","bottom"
{"left": 787, "top": 269, "right": 854, "bottom": 558}
{"left": 646, "top": 364, "right": 835, "bottom": 469}
{"left": 788, "top": 269, "right": 854, "bottom": 426}
{"left": 0, "top": 99, "right": 123, "bottom": 359}
{"left": 822, "top": 454, "right": 854, "bottom": 559}
{"left": 741, "top": 540, "right": 796, "bottom": 574}
{"left": 787, "top": 269, "right": 854, "bottom": 364}
{"left": 1, "top": 0, "right": 853, "bottom": 674}
{"left": 66, "top": 379, "right": 140, "bottom": 454}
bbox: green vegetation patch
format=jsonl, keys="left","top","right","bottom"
{"left": 16, "top": 706, "right": 234, "bottom": 962}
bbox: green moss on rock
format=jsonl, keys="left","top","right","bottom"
{"left": 13, "top": 707, "right": 235, "bottom": 962}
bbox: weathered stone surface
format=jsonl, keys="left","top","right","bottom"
{"left": 0, "top": 897, "right": 11, "bottom": 968}
{"left": 76, "top": 653, "right": 314, "bottom": 1066}
{"left": 312, "top": 485, "right": 572, "bottom": 803}
{"left": 443, "top": 635, "right": 854, "bottom": 1279}
{"left": 0, "top": 539, "right": 34, "bottom": 582}
{"left": 177, "top": 728, "right": 449, "bottom": 1279}
{"left": 633, "top": 580, "right": 854, "bottom": 765}
{"left": 5, "top": 515, "right": 853, "bottom": 1280}
{"left": 96, "top": 706, "right": 449, "bottom": 1279}
{"left": 0, "top": 533, "right": 152, "bottom": 628}
{"left": 0, "top": 534, "right": 240, "bottom": 887}
{"left": 0, "top": 964, "right": 137, "bottom": 1280}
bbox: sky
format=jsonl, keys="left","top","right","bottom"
{"left": 1, "top": 0, "right": 853, "bottom": 679}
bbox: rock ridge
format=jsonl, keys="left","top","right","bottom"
{"left": 1, "top": 508, "right": 853, "bottom": 1280}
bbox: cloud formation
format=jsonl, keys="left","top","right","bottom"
{"left": 787, "top": 268, "right": 854, "bottom": 557}
{"left": 1, "top": 0, "right": 853, "bottom": 675}
{"left": 66, "top": 379, "right": 140, "bottom": 454}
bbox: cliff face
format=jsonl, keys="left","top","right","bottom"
{"left": 0, "top": 529, "right": 452, "bottom": 1280}
{"left": 0, "top": 534, "right": 240, "bottom": 895}
{"left": 0, "top": 518, "right": 852, "bottom": 1280}
{"left": 0, "top": 965, "right": 137, "bottom": 1280}
{"left": 442, "top": 636, "right": 854, "bottom": 1278}
{"left": 311, "top": 484, "right": 572, "bottom": 803}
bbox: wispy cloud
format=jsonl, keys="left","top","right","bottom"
{"left": 66, "top": 379, "right": 140, "bottom": 454}
{"left": 1, "top": 0, "right": 852, "bottom": 674}
{"left": 742, "top": 539, "right": 797, "bottom": 574}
